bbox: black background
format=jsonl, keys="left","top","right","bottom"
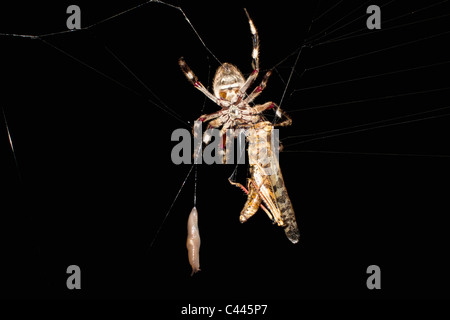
{"left": 1, "top": 0, "right": 450, "bottom": 302}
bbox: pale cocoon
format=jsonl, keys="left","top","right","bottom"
{"left": 186, "top": 207, "right": 201, "bottom": 276}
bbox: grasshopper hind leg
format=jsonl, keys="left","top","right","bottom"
{"left": 228, "top": 178, "right": 274, "bottom": 223}
{"left": 239, "top": 180, "right": 262, "bottom": 223}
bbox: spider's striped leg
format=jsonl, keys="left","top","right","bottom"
{"left": 196, "top": 113, "right": 226, "bottom": 145}
{"left": 197, "top": 117, "right": 230, "bottom": 164}
{"left": 224, "top": 127, "right": 234, "bottom": 164}
{"left": 218, "top": 121, "right": 232, "bottom": 164}
{"left": 243, "top": 70, "right": 272, "bottom": 104}
{"left": 179, "top": 57, "right": 222, "bottom": 105}
{"left": 244, "top": 8, "right": 259, "bottom": 72}
{"left": 272, "top": 105, "right": 293, "bottom": 127}
{"left": 193, "top": 110, "right": 224, "bottom": 140}
{"left": 252, "top": 102, "right": 292, "bottom": 127}
{"left": 195, "top": 110, "right": 224, "bottom": 125}
{"left": 193, "top": 113, "right": 226, "bottom": 161}
{"left": 238, "top": 9, "right": 260, "bottom": 97}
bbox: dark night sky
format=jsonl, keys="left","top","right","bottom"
{"left": 1, "top": 0, "right": 450, "bottom": 303}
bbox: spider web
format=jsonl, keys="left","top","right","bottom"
{"left": 1, "top": 0, "right": 450, "bottom": 300}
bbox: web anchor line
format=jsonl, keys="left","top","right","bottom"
{"left": 1, "top": 107, "right": 22, "bottom": 183}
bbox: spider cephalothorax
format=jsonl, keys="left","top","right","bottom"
{"left": 178, "top": 9, "right": 292, "bottom": 150}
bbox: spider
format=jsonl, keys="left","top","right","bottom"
{"left": 178, "top": 8, "right": 293, "bottom": 158}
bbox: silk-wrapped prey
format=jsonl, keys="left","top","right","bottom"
{"left": 186, "top": 207, "right": 201, "bottom": 276}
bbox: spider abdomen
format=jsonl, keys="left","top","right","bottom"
{"left": 213, "top": 63, "right": 245, "bottom": 101}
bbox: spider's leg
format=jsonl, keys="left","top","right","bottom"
{"left": 193, "top": 114, "right": 227, "bottom": 161}
{"left": 201, "top": 114, "right": 227, "bottom": 145}
{"left": 244, "top": 9, "right": 260, "bottom": 73}
{"left": 193, "top": 113, "right": 225, "bottom": 160}
{"left": 217, "top": 121, "right": 233, "bottom": 163}
{"left": 238, "top": 9, "right": 260, "bottom": 97}
{"left": 243, "top": 70, "right": 272, "bottom": 104}
{"left": 179, "top": 57, "right": 223, "bottom": 106}
{"left": 196, "top": 110, "right": 224, "bottom": 124}
{"left": 271, "top": 105, "right": 293, "bottom": 127}
{"left": 193, "top": 110, "right": 224, "bottom": 140}
{"left": 224, "top": 126, "right": 234, "bottom": 164}
{"left": 200, "top": 118, "right": 233, "bottom": 164}
{"left": 252, "top": 102, "right": 292, "bottom": 127}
